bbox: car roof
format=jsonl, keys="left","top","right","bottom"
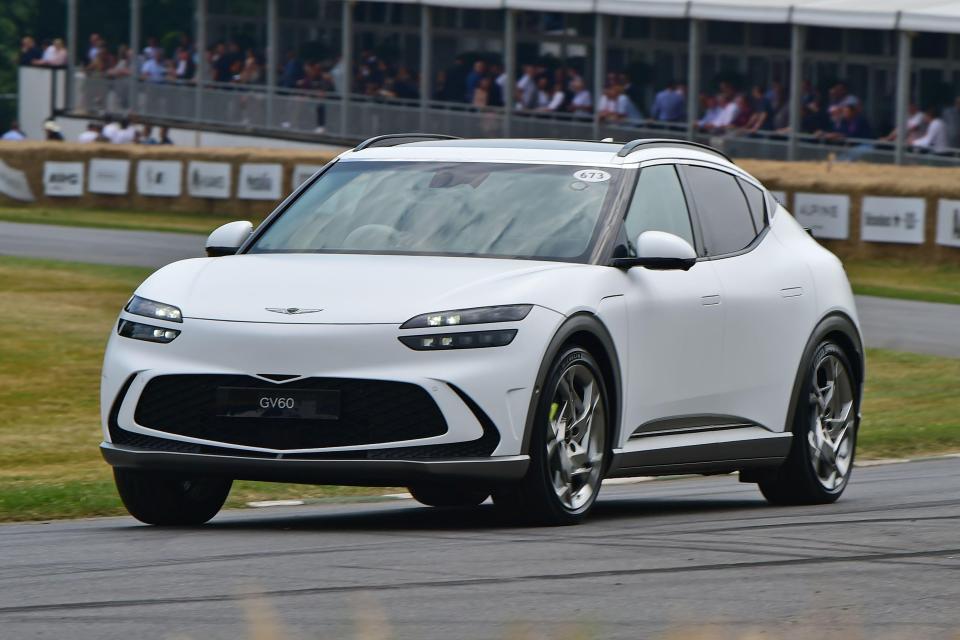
{"left": 343, "top": 137, "right": 740, "bottom": 170}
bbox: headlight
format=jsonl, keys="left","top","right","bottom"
{"left": 117, "top": 319, "right": 181, "bottom": 344}
{"left": 124, "top": 295, "right": 183, "bottom": 323}
{"left": 399, "top": 329, "right": 517, "bottom": 351}
{"left": 400, "top": 304, "right": 532, "bottom": 329}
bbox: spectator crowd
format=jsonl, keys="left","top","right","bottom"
{"left": 9, "top": 29, "right": 960, "bottom": 155}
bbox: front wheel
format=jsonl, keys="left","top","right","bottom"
{"left": 113, "top": 468, "right": 232, "bottom": 526}
{"left": 759, "top": 342, "right": 858, "bottom": 505}
{"left": 493, "top": 347, "right": 609, "bottom": 525}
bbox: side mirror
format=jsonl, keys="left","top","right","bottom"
{"left": 206, "top": 221, "right": 252, "bottom": 257}
{"left": 611, "top": 231, "right": 697, "bottom": 271}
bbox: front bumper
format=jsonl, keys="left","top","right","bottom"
{"left": 101, "top": 443, "right": 530, "bottom": 486}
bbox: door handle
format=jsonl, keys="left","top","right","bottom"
{"left": 780, "top": 286, "right": 804, "bottom": 298}
{"left": 701, "top": 294, "right": 721, "bottom": 306}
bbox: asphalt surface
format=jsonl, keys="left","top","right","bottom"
{"left": 0, "top": 221, "right": 205, "bottom": 268}
{"left": 2, "top": 220, "right": 958, "bottom": 358}
{"left": 2, "top": 458, "right": 958, "bottom": 639}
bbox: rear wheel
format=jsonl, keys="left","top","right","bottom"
{"left": 493, "top": 347, "right": 609, "bottom": 525}
{"left": 759, "top": 341, "right": 858, "bottom": 505}
{"left": 113, "top": 468, "right": 232, "bottom": 526}
{"left": 408, "top": 485, "right": 489, "bottom": 507}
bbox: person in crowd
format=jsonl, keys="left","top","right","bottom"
{"left": 465, "top": 60, "right": 488, "bottom": 103}
{"left": 568, "top": 77, "right": 592, "bottom": 115}
{"left": 820, "top": 102, "right": 872, "bottom": 142}
{"left": 141, "top": 49, "right": 167, "bottom": 83}
{"left": 106, "top": 45, "right": 132, "bottom": 78}
{"left": 77, "top": 122, "right": 107, "bottom": 143}
{"left": 880, "top": 103, "right": 926, "bottom": 143}
{"left": 280, "top": 50, "right": 305, "bottom": 88}
{"left": 112, "top": 117, "right": 138, "bottom": 144}
{"left": 44, "top": 120, "right": 64, "bottom": 141}
{"left": 236, "top": 49, "right": 263, "bottom": 84}
{"left": 1, "top": 121, "right": 26, "bottom": 141}
{"left": 738, "top": 85, "right": 773, "bottom": 133}
{"left": 700, "top": 93, "right": 739, "bottom": 133}
{"left": 35, "top": 38, "right": 68, "bottom": 66}
{"left": 650, "top": 81, "right": 685, "bottom": 122}
{"left": 102, "top": 114, "right": 120, "bottom": 142}
{"left": 174, "top": 48, "right": 196, "bottom": 81}
{"left": 598, "top": 85, "right": 630, "bottom": 123}
{"left": 157, "top": 126, "right": 174, "bottom": 145}
{"left": 19, "top": 36, "right": 42, "bottom": 65}
{"left": 87, "top": 33, "right": 103, "bottom": 65}
{"left": 472, "top": 76, "right": 493, "bottom": 107}
{"left": 698, "top": 94, "right": 721, "bottom": 130}
{"left": 516, "top": 65, "right": 538, "bottom": 110}
{"left": 142, "top": 36, "right": 162, "bottom": 61}
{"left": 911, "top": 106, "right": 949, "bottom": 153}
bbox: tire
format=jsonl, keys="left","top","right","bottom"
{"left": 408, "top": 485, "right": 489, "bottom": 508}
{"left": 492, "top": 346, "right": 609, "bottom": 525}
{"left": 113, "top": 468, "right": 232, "bottom": 526}
{"left": 759, "top": 341, "right": 858, "bottom": 505}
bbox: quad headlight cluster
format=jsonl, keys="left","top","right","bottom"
{"left": 118, "top": 296, "right": 183, "bottom": 344}
{"left": 399, "top": 305, "right": 531, "bottom": 351}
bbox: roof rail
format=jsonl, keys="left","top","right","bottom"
{"left": 354, "top": 133, "right": 461, "bottom": 151}
{"left": 617, "top": 138, "right": 732, "bottom": 162}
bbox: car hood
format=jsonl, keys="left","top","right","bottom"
{"left": 135, "top": 253, "right": 584, "bottom": 324}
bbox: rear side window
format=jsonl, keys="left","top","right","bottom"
{"left": 738, "top": 178, "right": 766, "bottom": 232}
{"left": 683, "top": 166, "right": 757, "bottom": 256}
{"left": 623, "top": 164, "right": 695, "bottom": 253}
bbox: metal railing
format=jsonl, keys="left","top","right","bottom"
{"left": 71, "top": 74, "right": 960, "bottom": 166}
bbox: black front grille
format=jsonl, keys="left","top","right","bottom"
{"left": 133, "top": 375, "right": 447, "bottom": 450}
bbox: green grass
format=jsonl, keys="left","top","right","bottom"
{"left": 0, "top": 206, "right": 266, "bottom": 235}
{"left": 844, "top": 258, "right": 960, "bottom": 305}
{"left": 0, "top": 255, "right": 957, "bottom": 522}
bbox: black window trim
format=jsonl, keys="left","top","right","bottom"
{"left": 675, "top": 162, "right": 770, "bottom": 261}
{"left": 596, "top": 162, "right": 704, "bottom": 265}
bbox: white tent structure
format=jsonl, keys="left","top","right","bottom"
{"left": 63, "top": 0, "right": 960, "bottom": 163}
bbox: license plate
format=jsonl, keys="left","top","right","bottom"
{"left": 215, "top": 387, "right": 340, "bottom": 420}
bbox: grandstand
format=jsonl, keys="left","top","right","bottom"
{"left": 43, "top": 0, "right": 960, "bottom": 164}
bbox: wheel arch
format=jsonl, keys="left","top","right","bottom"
{"left": 520, "top": 312, "right": 623, "bottom": 456}
{"left": 785, "top": 311, "right": 865, "bottom": 433}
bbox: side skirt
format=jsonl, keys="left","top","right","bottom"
{"left": 607, "top": 426, "right": 791, "bottom": 477}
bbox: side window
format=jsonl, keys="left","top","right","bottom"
{"left": 683, "top": 166, "right": 757, "bottom": 256}
{"left": 623, "top": 165, "right": 695, "bottom": 255}
{"left": 738, "top": 177, "right": 766, "bottom": 232}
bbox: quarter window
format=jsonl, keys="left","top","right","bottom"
{"left": 738, "top": 178, "right": 766, "bottom": 232}
{"left": 684, "top": 166, "right": 757, "bottom": 256}
{"left": 623, "top": 164, "right": 695, "bottom": 254}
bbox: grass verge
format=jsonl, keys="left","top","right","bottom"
{"left": 0, "top": 255, "right": 957, "bottom": 522}
{"left": 0, "top": 206, "right": 266, "bottom": 235}
{"left": 845, "top": 259, "right": 960, "bottom": 306}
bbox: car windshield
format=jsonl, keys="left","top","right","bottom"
{"left": 247, "top": 161, "right": 622, "bottom": 262}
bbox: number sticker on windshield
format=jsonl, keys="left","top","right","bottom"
{"left": 573, "top": 169, "right": 611, "bottom": 183}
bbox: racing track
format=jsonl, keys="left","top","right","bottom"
{"left": 2, "top": 458, "right": 959, "bottom": 639}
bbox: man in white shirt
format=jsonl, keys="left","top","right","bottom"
{"left": 912, "top": 107, "right": 950, "bottom": 153}
{"left": 598, "top": 85, "right": 630, "bottom": 122}
{"left": 515, "top": 66, "right": 537, "bottom": 110}
{"left": 112, "top": 118, "right": 138, "bottom": 144}
{"left": 77, "top": 122, "right": 103, "bottom": 143}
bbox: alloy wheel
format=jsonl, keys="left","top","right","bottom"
{"left": 546, "top": 363, "right": 606, "bottom": 512}
{"left": 807, "top": 353, "right": 855, "bottom": 492}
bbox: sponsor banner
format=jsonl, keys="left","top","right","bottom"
{"left": 88, "top": 158, "right": 131, "bottom": 195}
{"left": 43, "top": 162, "right": 84, "bottom": 197}
{"left": 0, "top": 160, "right": 35, "bottom": 202}
{"left": 187, "top": 161, "right": 231, "bottom": 199}
{"left": 770, "top": 190, "right": 787, "bottom": 205}
{"left": 292, "top": 164, "right": 325, "bottom": 190}
{"left": 860, "top": 196, "right": 926, "bottom": 245}
{"left": 238, "top": 163, "right": 283, "bottom": 200}
{"left": 935, "top": 199, "right": 960, "bottom": 248}
{"left": 793, "top": 193, "right": 850, "bottom": 240}
{"left": 137, "top": 160, "right": 183, "bottom": 197}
